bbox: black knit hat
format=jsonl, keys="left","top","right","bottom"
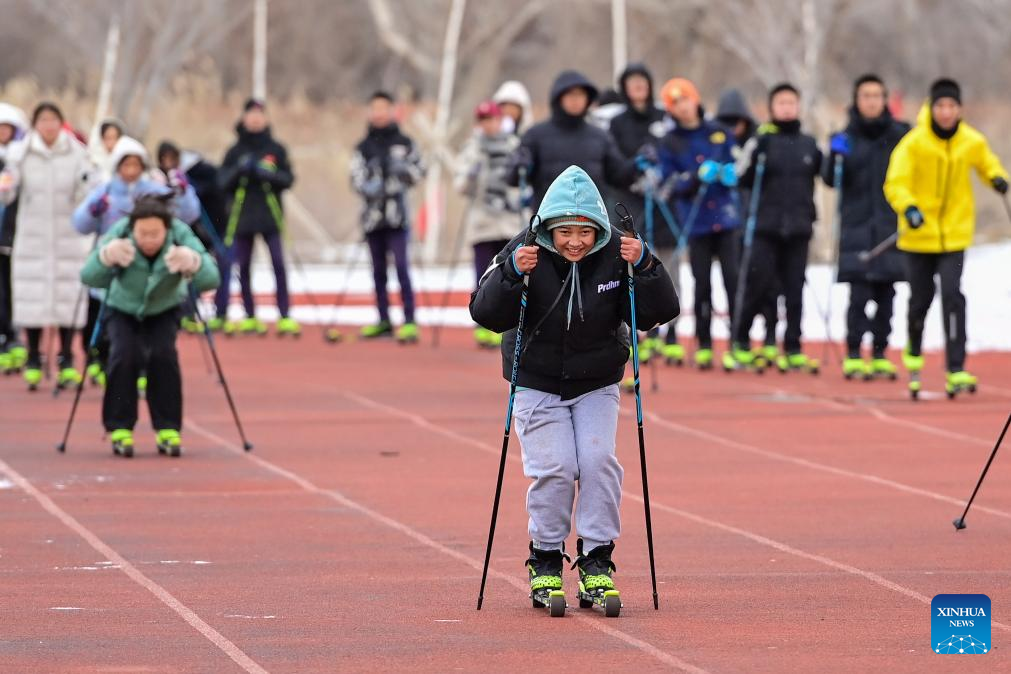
{"left": 243, "top": 97, "right": 266, "bottom": 112}
{"left": 768, "top": 82, "right": 799, "bottom": 108}
{"left": 930, "top": 78, "right": 961, "bottom": 105}
{"left": 370, "top": 90, "right": 395, "bottom": 104}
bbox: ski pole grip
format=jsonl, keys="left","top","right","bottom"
{"left": 523, "top": 215, "right": 539, "bottom": 246}
{"left": 614, "top": 202, "right": 636, "bottom": 237}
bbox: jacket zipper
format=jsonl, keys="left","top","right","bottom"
{"left": 936, "top": 139, "right": 951, "bottom": 252}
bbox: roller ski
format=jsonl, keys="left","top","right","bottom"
{"left": 870, "top": 357, "right": 898, "bottom": 381}
{"left": 842, "top": 357, "right": 871, "bottom": 381}
{"left": 238, "top": 317, "right": 268, "bottom": 337}
{"left": 526, "top": 543, "right": 567, "bottom": 617}
{"left": 24, "top": 366, "right": 42, "bottom": 391}
{"left": 110, "top": 429, "right": 134, "bottom": 458}
{"left": 360, "top": 320, "right": 393, "bottom": 340}
{"left": 137, "top": 375, "right": 148, "bottom": 399}
{"left": 53, "top": 367, "right": 82, "bottom": 396}
{"left": 776, "top": 352, "right": 820, "bottom": 375}
{"left": 180, "top": 316, "right": 204, "bottom": 334}
{"left": 5, "top": 344, "right": 26, "bottom": 374}
{"left": 207, "top": 316, "right": 227, "bottom": 333}
{"left": 276, "top": 317, "right": 301, "bottom": 338}
{"left": 395, "top": 322, "right": 419, "bottom": 345}
{"left": 156, "top": 429, "right": 183, "bottom": 458}
{"left": 572, "top": 539, "right": 621, "bottom": 618}
{"left": 474, "top": 327, "right": 501, "bottom": 350}
{"left": 694, "top": 348, "right": 715, "bottom": 370}
{"left": 661, "top": 342, "right": 685, "bottom": 367}
{"left": 902, "top": 349, "right": 924, "bottom": 401}
{"left": 221, "top": 320, "right": 238, "bottom": 337}
{"left": 323, "top": 327, "right": 344, "bottom": 344}
{"left": 723, "top": 345, "right": 766, "bottom": 374}
{"left": 945, "top": 371, "right": 978, "bottom": 400}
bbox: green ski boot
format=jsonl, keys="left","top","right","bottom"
{"left": 207, "top": 317, "right": 227, "bottom": 332}
{"left": 396, "top": 322, "right": 419, "bottom": 344}
{"left": 661, "top": 342, "right": 685, "bottom": 367}
{"left": 277, "top": 317, "right": 301, "bottom": 338}
{"left": 843, "top": 357, "right": 870, "bottom": 381}
{"left": 777, "top": 352, "right": 820, "bottom": 375}
{"left": 902, "top": 348, "right": 924, "bottom": 400}
{"left": 572, "top": 539, "right": 621, "bottom": 617}
{"left": 137, "top": 376, "right": 148, "bottom": 399}
{"left": 725, "top": 345, "right": 764, "bottom": 374}
{"left": 110, "top": 429, "right": 134, "bottom": 458}
{"left": 24, "top": 367, "right": 43, "bottom": 391}
{"left": 871, "top": 357, "right": 898, "bottom": 381}
{"left": 526, "top": 542, "right": 567, "bottom": 617}
{"left": 156, "top": 429, "right": 183, "bottom": 457}
{"left": 360, "top": 321, "right": 393, "bottom": 339}
{"left": 945, "top": 371, "right": 978, "bottom": 400}
{"left": 474, "top": 326, "right": 495, "bottom": 349}
{"left": 7, "top": 345, "right": 27, "bottom": 374}
{"left": 56, "top": 367, "right": 82, "bottom": 391}
{"left": 238, "top": 317, "right": 268, "bottom": 336}
{"left": 694, "top": 348, "right": 714, "bottom": 370}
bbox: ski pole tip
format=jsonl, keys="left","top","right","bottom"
{"left": 243, "top": 442, "right": 254, "bottom": 452}
{"left": 953, "top": 517, "right": 967, "bottom": 531}
{"left": 477, "top": 597, "right": 484, "bottom": 611}
{"left": 56, "top": 443, "right": 66, "bottom": 453}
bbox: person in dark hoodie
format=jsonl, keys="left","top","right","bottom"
{"left": 350, "top": 90, "right": 425, "bottom": 343}
{"left": 509, "top": 70, "right": 640, "bottom": 213}
{"left": 218, "top": 98, "right": 297, "bottom": 337}
{"left": 607, "top": 63, "right": 673, "bottom": 368}
{"left": 821, "top": 74, "right": 910, "bottom": 380}
{"left": 717, "top": 88, "right": 778, "bottom": 358}
{"left": 733, "top": 83, "right": 823, "bottom": 371}
{"left": 470, "top": 165, "right": 678, "bottom": 609}
{"left": 657, "top": 77, "right": 741, "bottom": 370}
{"left": 158, "top": 141, "right": 232, "bottom": 331}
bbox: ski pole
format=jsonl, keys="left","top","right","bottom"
{"left": 953, "top": 412, "right": 1011, "bottom": 531}
{"left": 821, "top": 154, "right": 844, "bottom": 365}
{"left": 55, "top": 291, "right": 111, "bottom": 453}
{"left": 477, "top": 220, "right": 538, "bottom": 611}
{"left": 730, "top": 154, "right": 766, "bottom": 353}
{"left": 188, "top": 283, "right": 254, "bottom": 451}
{"left": 615, "top": 202, "right": 660, "bottom": 610}
{"left": 432, "top": 195, "right": 475, "bottom": 348}
{"left": 857, "top": 231, "right": 899, "bottom": 263}
{"left": 641, "top": 188, "right": 659, "bottom": 392}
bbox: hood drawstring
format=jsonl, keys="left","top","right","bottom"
{"left": 565, "top": 262, "right": 584, "bottom": 330}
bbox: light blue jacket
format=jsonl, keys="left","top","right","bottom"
{"left": 72, "top": 177, "right": 200, "bottom": 237}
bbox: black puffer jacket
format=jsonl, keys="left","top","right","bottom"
{"left": 608, "top": 63, "right": 666, "bottom": 242}
{"left": 219, "top": 125, "right": 295, "bottom": 238}
{"left": 739, "top": 120, "right": 822, "bottom": 239}
{"left": 470, "top": 230, "right": 678, "bottom": 400}
{"left": 509, "top": 70, "right": 637, "bottom": 212}
{"left": 822, "top": 108, "right": 909, "bottom": 283}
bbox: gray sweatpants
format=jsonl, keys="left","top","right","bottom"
{"left": 513, "top": 384, "right": 623, "bottom": 552}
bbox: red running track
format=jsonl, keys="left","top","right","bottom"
{"left": 2, "top": 327, "right": 1010, "bottom": 673}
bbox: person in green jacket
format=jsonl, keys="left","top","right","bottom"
{"left": 81, "top": 196, "right": 220, "bottom": 458}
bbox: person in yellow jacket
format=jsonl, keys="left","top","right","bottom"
{"left": 884, "top": 78, "right": 1008, "bottom": 398}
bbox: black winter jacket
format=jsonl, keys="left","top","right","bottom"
{"left": 219, "top": 125, "right": 295, "bottom": 238}
{"left": 822, "top": 108, "right": 909, "bottom": 283}
{"left": 469, "top": 230, "right": 679, "bottom": 400}
{"left": 739, "top": 120, "right": 822, "bottom": 240}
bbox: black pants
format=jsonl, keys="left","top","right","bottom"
{"left": 0, "top": 253, "right": 13, "bottom": 345}
{"left": 103, "top": 308, "right": 181, "bottom": 432}
{"left": 905, "top": 251, "right": 966, "bottom": 371}
{"left": 846, "top": 281, "right": 895, "bottom": 358}
{"left": 688, "top": 230, "right": 739, "bottom": 349}
{"left": 82, "top": 296, "right": 111, "bottom": 368}
{"left": 25, "top": 327, "right": 75, "bottom": 368}
{"left": 735, "top": 234, "right": 809, "bottom": 353}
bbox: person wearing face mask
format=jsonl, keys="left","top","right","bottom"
{"left": 0, "top": 102, "right": 93, "bottom": 391}
{"left": 0, "top": 102, "right": 28, "bottom": 374}
{"left": 822, "top": 74, "right": 910, "bottom": 381}
{"left": 470, "top": 165, "right": 678, "bottom": 608}
{"left": 732, "top": 83, "right": 823, "bottom": 372}
{"left": 884, "top": 78, "right": 1008, "bottom": 399}
{"left": 492, "top": 80, "right": 533, "bottom": 137}
{"left": 80, "top": 196, "right": 219, "bottom": 458}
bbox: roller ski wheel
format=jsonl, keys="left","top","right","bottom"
{"left": 110, "top": 430, "right": 134, "bottom": 458}
{"left": 360, "top": 321, "right": 393, "bottom": 340}
{"left": 661, "top": 343, "right": 685, "bottom": 367}
{"left": 276, "top": 317, "right": 301, "bottom": 338}
{"left": 396, "top": 323, "right": 419, "bottom": 345}
{"left": 572, "top": 539, "right": 620, "bottom": 618}
{"left": 156, "top": 429, "right": 183, "bottom": 458}
{"left": 531, "top": 589, "right": 567, "bottom": 617}
{"left": 323, "top": 327, "right": 343, "bottom": 344}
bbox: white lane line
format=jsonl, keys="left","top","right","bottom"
{"left": 0, "top": 458, "right": 269, "bottom": 674}
{"left": 336, "top": 392, "right": 1011, "bottom": 633}
{"left": 185, "top": 418, "right": 711, "bottom": 674}
{"left": 641, "top": 409, "right": 1011, "bottom": 521}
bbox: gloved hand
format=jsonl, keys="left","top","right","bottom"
{"left": 89, "top": 194, "right": 110, "bottom": 217}
{"left": 905, "top": 206, "right": 925, "bottom": 229}
{"left": 635, "top": 143, "right": 658, "bottom": 167}
{"left": 164, "top": 245, "right": 202, "bottom": 276}
{"left": 387, "top": 158, "right": 412, "bottom": 179}
{"left": 99, "top": 238, "right": 135, "bottom": 268}
{"left": 239, "top": 154, "right": 258, "bottom": 175}
{"left": 697, "top": 159, "right": 720, "bottom": 185}
{"left": 992, "top": 176, "right": 1009, "bottom": 195}
{"left": 830, "top": 132, "right": 851, "bottom": 156}
{"left": 719, "top": 163, "right": 738, "bottom": 188}
{"left": 167, "top": 169, "right": 189, "bottom": 195}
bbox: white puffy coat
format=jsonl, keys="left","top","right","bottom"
{"left": 1, "top": 130, "right": 93, "bottom": 327}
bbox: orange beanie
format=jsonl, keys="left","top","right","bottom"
{"left": 661, "top": 78, "right": 701, "bottom": 110}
